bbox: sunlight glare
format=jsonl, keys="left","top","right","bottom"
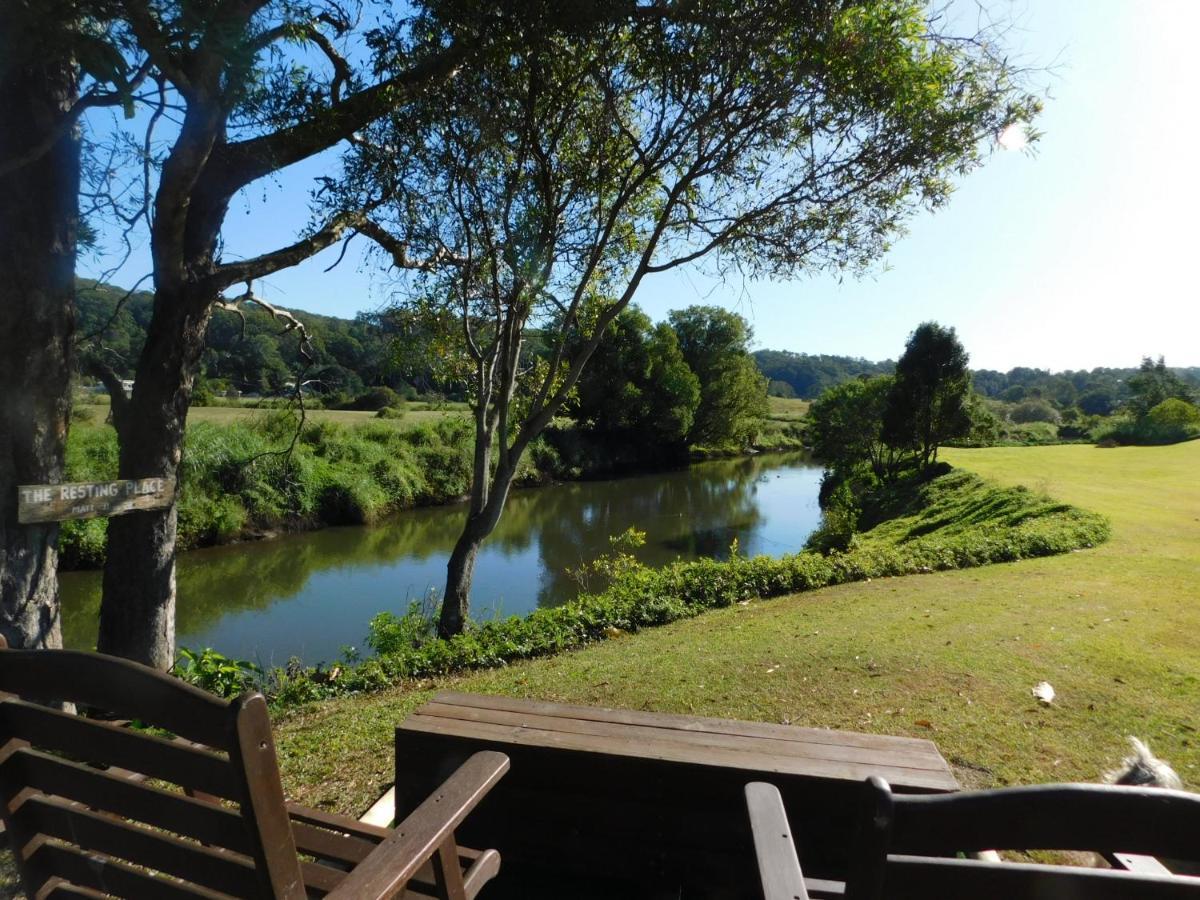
{"left": 998, "top": 122, "right": 1028, "bottom": 151}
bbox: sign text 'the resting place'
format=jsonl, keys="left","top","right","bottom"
{"left": 17, "top": 477, "right": 176, "bottom": 524}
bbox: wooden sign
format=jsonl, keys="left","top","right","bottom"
{"left": 17, "top": 477, "right": 176, "bottom": 524}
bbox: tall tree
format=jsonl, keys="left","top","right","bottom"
{"left": 347, "top": 0, "right": 1040, "bottom": 635}
{"left": 669, "top": 306, "right": 768, "bottom": 448}
{"left": 807, "top": 374, "right": 902, "bottom": 478}
{"left": 568, "top": 306, "right": 700, "bottom": 449}
{"left": 882, "top": 321, "right": 971, "bottom": 468}
{"left": 0, "top": 2, "right": 139, "bottom": 649}
{"left": 1126, "top": 356, "right": 1195, "bottom": 420}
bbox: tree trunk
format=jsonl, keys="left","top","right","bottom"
{"left": 96, "top": 292, "right": 212, "bottom": 669}
{"left": 0, "top": 52, "right": 79, "bottom": 649}
{"left": 438, "top": 458, "right": 520, "bottom": 637}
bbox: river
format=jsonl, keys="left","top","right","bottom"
{"left": 60, "top": 451, "right": 824, "bottom": 665}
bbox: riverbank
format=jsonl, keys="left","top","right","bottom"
{"left": 184, "top": 461, "right": 1108, "bottom": 708}
{"left": 270, "top": 442, "right": 1189, "bottom": 820}
{"left": 61, "top": 407, "right": 807, "bottom": 570}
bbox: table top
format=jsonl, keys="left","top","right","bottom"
{"left": 399, "top": 690, "right": 959, "bottom": 793}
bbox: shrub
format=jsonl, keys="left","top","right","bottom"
{"left": 1146, "top": 398, "right": 1200, "bottom": 430}
{"left": 1010, "top": 399, "right": 1060, "bottom": 424}
{"left": 1095, "top": 402, "right": 1200, "bottom": 446}
{"left": 349, "top": 386, "right": 402, "bottom": 411}
{"left": 174, "top": 646, "right": 262, "bottom": 698}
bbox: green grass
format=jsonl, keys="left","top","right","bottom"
{"left": 767, "top": 396, "right": 810, "bottom": 420}
{"left": 73, "top": 399, "right": 468, "bottom": 431}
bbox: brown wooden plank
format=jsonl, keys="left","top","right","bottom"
{"left": 400, "top": 714, "right": 955, "bottom": 791}
{"left": 0, "top": 698, "right": 239, "bottom": 799}
{"left": 0, "top": 650, "right": 232, "bottom": 750}
{"left": 18, "top": 795, "right": 261, "bottom": 897}
{"left": 17, "top": 476, "right": 175, "bottom": 524}
{"left": 433, "top": 691, "right": 943, "bottom": 756}
{"left": 4, "top": 746, "right": 252, "bottom": 855}
{"left": 419, "top": 701, "right": 950, "bottom": 777}
{"left": 292, "top": 820, "right": 379, "bottom": 865}
{"left": 325, "top": 751, "right": 509, "bottom": 900}
{"left": 29, "top": 842, "right": 230, "bottom": 900}
{"left": 230, "top": 692, "right": 305, "bottom": 899}
{"left": 746, "top": 782, "right": 810, "bottom": 900}
{"left": 288, "top": 802, "right": 391, "bottom": 841}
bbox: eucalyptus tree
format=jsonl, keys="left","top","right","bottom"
{"left": 0, "top": 1, "right": 143, "bottom": 649}
{"left": 347, "top": 0, "right": 1041, "bottom": 635}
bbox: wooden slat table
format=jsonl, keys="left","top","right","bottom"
{"left": 395, "top": 691, "right": 958, "bottom": 899}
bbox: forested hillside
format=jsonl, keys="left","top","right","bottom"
{"left": 76, "top": 280, "right": 413, "bottom": 400}
{"left": 755, "top": 345, "right": 1200, "bottom": 409}
{"left": 753, "top": 349, "right": 894, "bottom": 398}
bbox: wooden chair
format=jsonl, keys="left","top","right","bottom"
{"left": 747, "top": 776, "right": 1200, "bottom": 900}
{"left": 0, "top": 637, "right": 509, "bottom": 899}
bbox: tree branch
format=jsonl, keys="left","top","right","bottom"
{"left": 207, "top": 210, "right": 365, "bottom": 289}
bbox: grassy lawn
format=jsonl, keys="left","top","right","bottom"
{"left": 767, "top": 395, "right": 810, "bottom": 419}
{"left": 273, "top": 441, "right": 1200, "bottom": 816}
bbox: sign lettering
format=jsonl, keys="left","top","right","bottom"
{"left": 17, "top": 477, "right": 176, "bottom": 524}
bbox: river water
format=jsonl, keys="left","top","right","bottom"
{"left": 60, "top": 451, "right": 824, "bottom": 665}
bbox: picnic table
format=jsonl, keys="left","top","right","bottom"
{"left": 395, "top": 691, "right": 958, "bottom": 898}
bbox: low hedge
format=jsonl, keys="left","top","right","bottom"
{"left": 261, "top": 467, "right": 1109, "bottom": 708}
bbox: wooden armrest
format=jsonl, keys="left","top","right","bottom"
{"left": 746, "top": 782, "right": 810, "bottom": 900}
{"left": 325, "top": 751, "right": 509, "bottom": 900}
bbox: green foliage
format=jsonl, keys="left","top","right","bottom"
{"left": 59, "top": 416, "right": 481, "bottom": 567}
{"left": 1097, "top": 405, "right": 1200, "bottom": 447}
{"left": 806, "top": 375, "right": 898, "bottom": 477}
{"left": 1010, "top": 398, "right": 1061, "bottom": 424}
{"left": 174, "top": 647, "right": 262, "bottom": 698}
{"left": 568, "top": 307, "right": 700, "bottom": 454}
{"left": 263, "top": 468, "right": 1108, "bottom": 709}
{"left": 805, "top": 479, "right": 861, "bottom": 554}
{"left": 755, "top": 350, "right": 893, "bottom": 399}
{"left": 1146, "top": 398, "right": 1200, "bottom": 430}
{"left": 882, "top": 322, "right": 972, "bottom": 468}
{"left": 669, "top": 307, "right": 768, "bottom": 449}
{"left": 1127, "top": 356, "right": 1196, "bottom": 421}
{"left": 365, "top": 600, "right": 439, "bottom": 656}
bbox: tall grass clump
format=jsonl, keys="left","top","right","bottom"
{"left": 59, "top": 413, "right": 478, "bottom": 568}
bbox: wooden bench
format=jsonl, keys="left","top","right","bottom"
{"left": 395, "top": 691, "right": 958, "bottom": 898}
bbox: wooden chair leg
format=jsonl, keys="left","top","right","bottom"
{"left": 432, "top": 833, "right": 468, "bottom": 900}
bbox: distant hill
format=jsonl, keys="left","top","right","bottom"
{"left": 755, "top": 344, "right": 1200, "bottom": 411}
{"left": 76, "top": 280, "right": 413, "bottom": 398}
{"left": 753, "top": 349, "right": 894, "bottom": 399}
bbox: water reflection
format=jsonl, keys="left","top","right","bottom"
{"left": 61, "top": 452, "right": 822, "bottom": 665}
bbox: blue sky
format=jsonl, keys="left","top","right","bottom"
{"left": 84, "top": 1, "right": 1200, "bottom": 371}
